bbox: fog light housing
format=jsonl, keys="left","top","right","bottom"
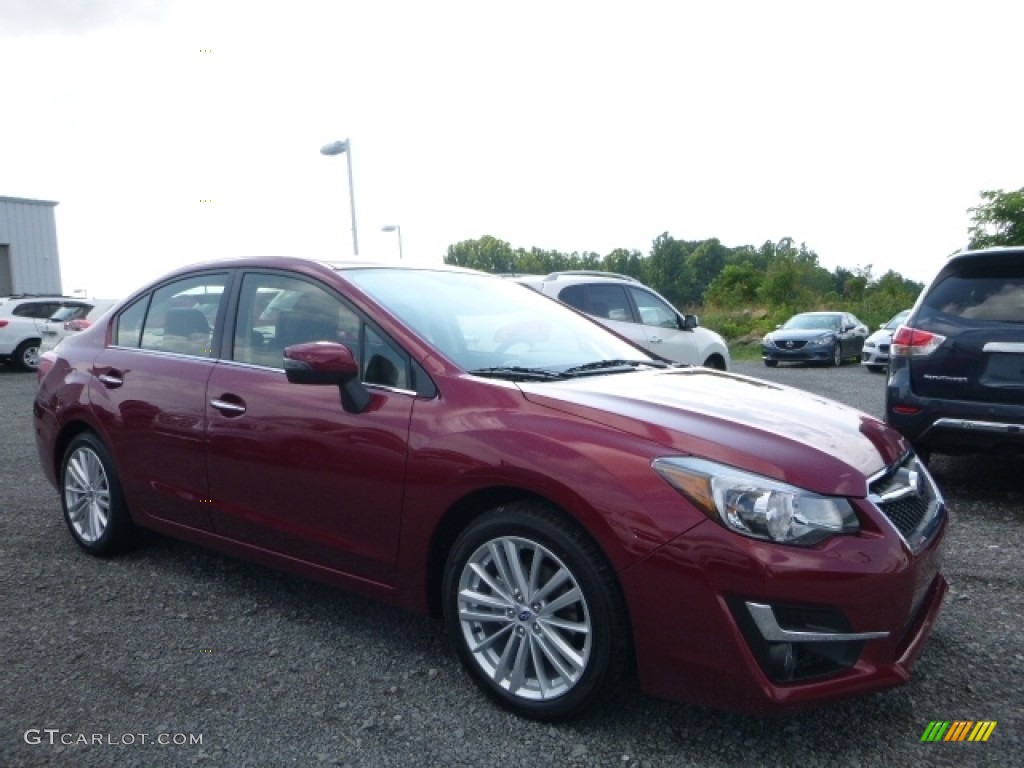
{"left": 730, "top": 601, "right": 889, "bottom": 683}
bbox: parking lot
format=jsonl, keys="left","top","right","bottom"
{"left": 2, "top": 361, "right": 1021, "bottom": 767}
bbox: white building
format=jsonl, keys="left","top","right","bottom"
{"left": 0, "top": 196, "right": 63, "bottom": 296}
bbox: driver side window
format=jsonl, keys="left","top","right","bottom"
{"left": 232, "top": 273, "right": 356, "bottom": 369}
{"left": 629, "top": 287, "right": 678, "bottom": 329}
{"left": 231, "top": 272, "right": 409, "bottom": 388}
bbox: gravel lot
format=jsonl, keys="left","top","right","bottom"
{"left": 2, "top": 360, "right": 1021, "bottom": 767}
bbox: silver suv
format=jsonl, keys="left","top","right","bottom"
{"left": 511, "top": 272, "right": 730, "bottom": 369}
{"left": 0, "top": 295, "right": 90, "bottom": 371}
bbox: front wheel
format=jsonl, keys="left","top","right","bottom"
{"left": 831, "top": 343, "right": 843, "bottom": 367}
{"left": 442, "top": 501, "right": 629, "bottom": 721}
{"left": 13, "top": 339, "right": 41, "bottom": 371}
{"left": 764, "top": 359, "right": 778, "bottom": 368}
{"left": 60, "top": 433, "right": 140, "bottom": 556}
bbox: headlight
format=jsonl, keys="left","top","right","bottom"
{"left": 652, "top": 457, "right": 859, "bottom": 546}
{"left": 807, "top": 333, "right": 835, "bottom": 347}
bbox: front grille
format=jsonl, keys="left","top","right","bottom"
{"left": 780, "top": 340, "right": 807, "bottom": 350}
{"left": 877, "top": 494, "right": 929, "bottom": 536}
{"left": 868, "top": 453, "right": 945, "bottom": 554}
{"left": 879, "top": 344, "right": 890, "bottom": 354}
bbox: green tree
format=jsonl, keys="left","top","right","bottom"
{"left": 968, "top": 187, "right": 1024, "bottom": 248}
{"left": 705, "top": 263, "right": 762, "bottom": 306}
{"left": 445, "top": 236, "right": 517, "bottom": 272}
{"left": 646, "top": 233, "right": 694, "bottom": 306}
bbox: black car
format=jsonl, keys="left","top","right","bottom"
{"left": 886, "top": 247, "right": 1024, "bottom": 459}
{"left": 761, "top": 311, "right": 868, "bottom": 368}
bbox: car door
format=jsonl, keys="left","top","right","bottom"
{"left": 843, "top": 313, "right": 868, "bottom": 356}
{"left": 626, "top": 286, "right": 700, "bottom": 365}
{"left": 204, "top": 271, "right": 413, "bottom": 584}
{"left": 90, "top": 272, "right": 229, "bottom": 532}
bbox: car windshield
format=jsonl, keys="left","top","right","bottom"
{"left": 344, "top": 268, "right": 656, "bottom": 373}
{"left": 884, "top": 310, "right": 910, "bottom": 330}
{"left": 47, "top": 305, "right": 90, "bottom": 323}
{"left": 783, "top": 314, "right": 841, "bottom": 331}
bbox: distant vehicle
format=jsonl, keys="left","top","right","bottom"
{"left": 509, "top": 272, "right": 730, "bottom": 369}
{"left": 761, "top": 311, "right": 869, "bottom": 368}
{"left": 861, "top": 310, "right": 911, "bottom": 373}
{"left": 0, "top": 294, "right": 89, "bottom": 371}
{"left": 886, "top": 247, "right": 1024, "bottom": 460}
{"left": 39, "top": 300, "right": 119, "bottom": 354}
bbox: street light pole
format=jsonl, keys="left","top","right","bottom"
{"left": 320, "top": 139, "right": 359, "bottom": 256}
{"left": 381, "top": 225, "right": 403, "bottom": 260}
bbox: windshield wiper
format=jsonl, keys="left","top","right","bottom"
{"left": 562, "top": 359, "right": 668, "bottom": 376}
{"left": 468, "top": 366, "right": 568, "bottom": 382}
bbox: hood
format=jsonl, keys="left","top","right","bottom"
{"left": 864, "top": 328, "right": 895, "bottom": 345}
{"left": 518, "top": 368, "right": 907, "bottom": 497}
{"left": 768, "top": 328, "right": 836, "bottom": 342}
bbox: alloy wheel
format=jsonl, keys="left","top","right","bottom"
{"left": 456, "top": 535, "right": 592, "bottom": 702}
{"left": 63, "top": 446, "right": 112, "bottom": 543}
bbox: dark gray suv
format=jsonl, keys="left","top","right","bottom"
{"left": 885, "top": 247, "right": 1024, "bottom": 459}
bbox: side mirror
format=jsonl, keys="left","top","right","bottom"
{"left": 284, "top": 342, "right": 371, "bottom": 414}
{"left": 681, "top": 314, "right": 699, "bottom": 331}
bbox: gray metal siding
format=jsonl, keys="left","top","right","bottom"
{"left": 0, "top": 196, "right": 63, "bottom": 295}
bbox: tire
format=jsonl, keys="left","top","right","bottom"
{"left": 442, "top": 501, "right": 629, "bottom": 721}
{"left": 866, "top": 365, "right": 884, "bottom": 374}
{"left": 60, "top": 433, "right": 140, "bottom": 556}
{"left": 763, "top": 359, "right": 778, "bottom": 368}
{"left": 13, "top": 339, "right": 41, "bottom": 371}
{"left": 831, "top": 343, "right": 842, "bottom": 367}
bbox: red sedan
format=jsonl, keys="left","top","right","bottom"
{"left": 33, "top": 257, "right": 947, "bottom": 720}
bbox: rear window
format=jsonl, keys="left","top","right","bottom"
{"left": 920, "top": 271, "right": 1024, "bottom": 324}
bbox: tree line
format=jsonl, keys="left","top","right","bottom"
{"left": 443, "top": 187, "right": 1023, "bottom": 341}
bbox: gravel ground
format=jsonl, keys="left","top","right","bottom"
{"left": 1, "top": 360, "right": 1021, "bottom": 767}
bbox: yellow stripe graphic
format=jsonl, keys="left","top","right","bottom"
{"left": 970, "top": 721, "right": 997, "bottom": 742}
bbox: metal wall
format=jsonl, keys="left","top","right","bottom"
{"left": 0, "top": 196, "right": 63, "bottom": 295}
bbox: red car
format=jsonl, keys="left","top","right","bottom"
{"left": 34, "top": 257, "right": 947, "bottom": 720}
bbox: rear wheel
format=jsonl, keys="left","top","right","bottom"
{"left": 13, "top": 339, "right": 41, "bottom": 371}
{"left": 442, "top": 501, "right": 629, "bottom": 721}
{"left": 60, "top": 433, "right": 140, "bottom": 556}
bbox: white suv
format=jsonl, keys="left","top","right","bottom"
{"left": 511, "top": 272, "right": 730, "bottom": 369}
{"left": 0, "top": 295, "right": 91, "bottom": 371}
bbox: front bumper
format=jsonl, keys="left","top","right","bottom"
{"left": 762, "top": 344, "right": 833, "bottom": 363}
{"left": 619, "top": 497, "right": 947, "bottom": 715}
{"left": 861, "top": 346, "right": 890, "bottom": 368}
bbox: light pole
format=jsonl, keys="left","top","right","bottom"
{"left": 320, "top": 139, "right": 359, "bottom": 256}
{"left": 381, "top": 224, "right": 403, "bottom": 260}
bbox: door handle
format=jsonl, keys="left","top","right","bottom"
{"left": 97, "top": 371, "right": 123, "bottom": 388}
{"left": 210, "top": 397, "right": 247, "bottom": 416}
{"left": 648, "top": 336, "right": 663, "bottom": 344}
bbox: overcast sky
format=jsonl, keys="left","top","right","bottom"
{"left": 2, "top": 0, "right": 1021, "bottom": 298}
